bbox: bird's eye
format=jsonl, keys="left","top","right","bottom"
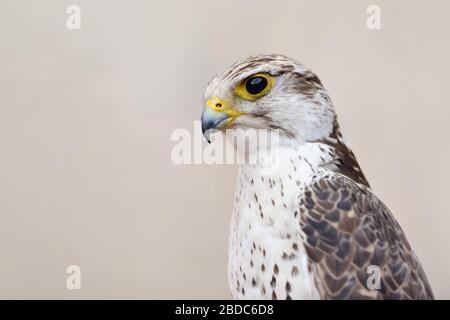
{"left": 246, "top": 76, "right": 267, "bottom": 95}
{"left": 235, "top": 73, "right": 275, "bottom": 101}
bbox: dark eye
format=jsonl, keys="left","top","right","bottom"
{"left": 245, "top": 76, "right": 268, "bottom": 95}
{"left": 235, "top": 73, "right": 274, "bottom": 100}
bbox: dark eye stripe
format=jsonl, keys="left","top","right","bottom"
{"left": 245, "top": 76, "right": 268, "bottom": 95}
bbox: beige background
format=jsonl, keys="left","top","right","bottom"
{"left": 0, "top": 0, "right": 449, "bottom": 299}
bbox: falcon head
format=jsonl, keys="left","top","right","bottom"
{"left": 201, "top": 54, "right": 336, "bottom": 146}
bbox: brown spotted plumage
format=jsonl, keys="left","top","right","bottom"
{"left": 299, "top": 173, "right": 433, "bottom": 299}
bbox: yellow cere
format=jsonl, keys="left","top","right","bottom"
{"left": 206, "top": 96, "right": 246, "bottom": 118}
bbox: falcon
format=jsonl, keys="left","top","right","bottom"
{"left": 200, "top": 54, "right": 434, "bottom": 300}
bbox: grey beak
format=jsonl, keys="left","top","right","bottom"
{"left": 201, "top": 107, "right": 231, "bottom": 143}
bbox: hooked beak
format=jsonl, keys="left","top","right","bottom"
{"left": 201, "top": 107, "right": 231, "bottom": 143}
{"left": 201, "top": 96, "right": 246, "bottom": 143}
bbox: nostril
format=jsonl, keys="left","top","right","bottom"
{"left": 216, "top": 103, "right": 222, "bottom": 108}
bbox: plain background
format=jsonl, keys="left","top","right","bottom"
{"left": 0, "top": 0, "right": 449, "bottom": 299}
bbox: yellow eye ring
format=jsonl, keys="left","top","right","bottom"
{"left": 235, "top": 73, "right": 275, "bottom": 101}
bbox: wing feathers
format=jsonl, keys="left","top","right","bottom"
{"left": 298, "top": 174, "right": 434, "bottom": 300}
